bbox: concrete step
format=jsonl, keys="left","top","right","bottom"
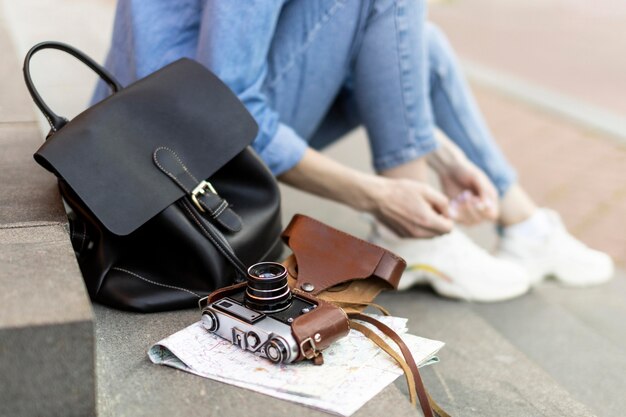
{"left": 535, "top": 270, "right": 626, "bottom": 354}
{"left": 0, "top": 17, "right": 96, "bottom": 416}
{"left": 0, "top": 125, "right": 96, "bottom": 417}
{"left": 452, "top": 222, "right": 626, "bottom": 417}
{"left": 0, "top": 123, "right": 67, "bottom": 226}
{"left": 0, "top": 224, "right": 95, "bottom": 417}
{"left": 377, "top": 290, "right": 595, "bottom": 417}
{"left": 472, "top": 272, "right": 626, "bottom": 417}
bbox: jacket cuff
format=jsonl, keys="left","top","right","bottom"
{"left": 254, "top": 123, "right": 308, "bottom": 176}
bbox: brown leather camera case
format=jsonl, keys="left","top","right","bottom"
{"left": 281, "top": 214, "right": 406, "bottom": 313}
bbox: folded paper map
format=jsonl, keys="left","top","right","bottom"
{"left": 148, "top": 315, "right": 443, "bottom": 416}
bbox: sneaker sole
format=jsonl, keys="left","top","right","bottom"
{"left": 409, "top": 264, "right": 530, "bottom": 303}
{"left": 514, "top": 257, "right": 615, "bottom": 287}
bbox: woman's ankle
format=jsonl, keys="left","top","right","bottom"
{"left": 498, "top": 184, "right": 537, "bottom": 227}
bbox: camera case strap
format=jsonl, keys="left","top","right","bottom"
{"left": 280, "top": 214, "right": 449, "bottom": 417}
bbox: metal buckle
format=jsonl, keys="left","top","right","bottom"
{"left": 299, "top": 337, "right": 318, "bottom": 360}
{"left": 198, "top": 296, "right": 209, "bottom": 310}
{"left": 190, "top": 180, "right": 217, "bottom": 212}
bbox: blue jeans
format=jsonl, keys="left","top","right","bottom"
{"left": 263, "top": 0, "right": 516, "bottom": 196}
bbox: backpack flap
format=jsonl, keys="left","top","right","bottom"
{"left": 34, "top": 58, "right": 258, "bottom": 236}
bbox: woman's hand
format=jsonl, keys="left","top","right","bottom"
{"left": 428, "top": 135, "right": 499, "bottom": 225}
{"left": 279, "top": 148, "right": 453, "bottom": 238}
{"left": 439, "top": 159, "right": 499, "bottom": 224}
{"left": 370, "top": 177, "right": 453, "bottom": 238}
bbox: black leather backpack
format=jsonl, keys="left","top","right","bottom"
{"left": 23, "top": 42, "right": 283, "bottom": 312}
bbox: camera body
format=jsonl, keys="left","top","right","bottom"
{"left": 201, "top": 262, "right": 349, "bottom": 364}
{"left": 201, "top": 286, "right": 317, "bottom": 363}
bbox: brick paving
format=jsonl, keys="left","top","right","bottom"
{"left": 430, "top": 0, "right": 626, "bottom": 115}
{"left": 473, "top": 85, "right": 626, "bottom": 266}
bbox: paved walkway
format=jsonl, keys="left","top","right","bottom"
{"left": 430, "top": 0, "right": 626, "bottom": 115}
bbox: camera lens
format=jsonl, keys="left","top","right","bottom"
{"left": 244, "top": 262, "right": 292, "bottom": 313}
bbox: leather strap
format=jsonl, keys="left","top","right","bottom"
{"left": 349, "top": 313, "right": 435, "bottom": 417}
{"left": 350, "top": 320, "right": 419, "bottom": 406}
{"left": 281, "top": 214, "right": 406, "bottom": 295}
{"left": 154, "top": 147, "right": 243, "bottom": 232}
{"left": 351, "top": 318, "right": 450, "bottom": 417}
{"left": 331, "top": 300, "right": 391, "bottom": 316}
{"left": 206, "top": 282, "right": 248, "bottom": 303}
{"left": 23, "top": 41, "right": 122, "bottom": 133}
{"left": 290, "top": 288, "right": 351, "bottom": 363}
{"left": 178, "top": 198, "right": 247, "bottom": 279}
{"left": 428, "top": 392, "right": 451, "bottom": 417}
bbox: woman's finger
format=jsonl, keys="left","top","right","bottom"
{"left": 474, "top": 173, "right": 498, "bottom": 203}
{"left": 422, "top": 186, "right": 451, "bottom": 218}
{"left": 454, "top": 200, "right": 481, "bottom": 225}
{"left": 420, "top": 207, "right": 454, "bottom": 234}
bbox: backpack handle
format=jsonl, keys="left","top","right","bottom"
{"left": 23, "top": 41, "right": 123, "bottom": 133}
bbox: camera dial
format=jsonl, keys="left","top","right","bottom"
{"left": 265, "top": 338, "right": 289, "bottom": 363}
{"left": 201, "top": 310, "right": 218, "bottom": 332}
{"left": 245, "top": 262, "right": 292, "bottom": 313}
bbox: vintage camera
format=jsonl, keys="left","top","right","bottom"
{"left": 200, "top": 262, "right": 348, "bottom": 364}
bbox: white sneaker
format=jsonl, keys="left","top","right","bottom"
{"left": 368, "top": 223, "right": 530, "bottom": 302}
{"left": 496, "top": 209, "right": 614, "bottom": 286}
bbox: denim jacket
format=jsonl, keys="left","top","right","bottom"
{"left": 93, "top": 0, "right": 306, "bottom": 175}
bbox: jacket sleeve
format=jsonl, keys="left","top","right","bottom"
{"left": 195, "top": 0, "right": 308, "bottom": 175}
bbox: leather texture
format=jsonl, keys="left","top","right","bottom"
{"left": 206, "top": 282, "right": 248, "bottom": 304}
{"left": 289, "top": 288, "right": 350, "bottom": 362}
{"left": 35, "top": 57, "right": 256, "bottom": 236}
{"left": 24, "top": 42, "right": 283, "bottom": 312}
{"left": 349, "top": 314, "right": 439, "bottom": 417}
{"left": 349, "top": 320, "right": 420, "bottom": 407}
{"left": 281, "top": 214, "right": 406, "bottom": 304}
{"left": 153, "top": 147, "right": 243, "bottom": 233}
{"left": 23, "top": 41, "right": 122, "bottom": 132}
{"left": 283, "top": 254, "right": 391, "bottom": 314}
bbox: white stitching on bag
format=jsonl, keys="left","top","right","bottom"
{"left": 153, "top": 146, "right": 200, "bottom": 190}
{"left": 112, "top": 266, "right": 200, "bottom": 298}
